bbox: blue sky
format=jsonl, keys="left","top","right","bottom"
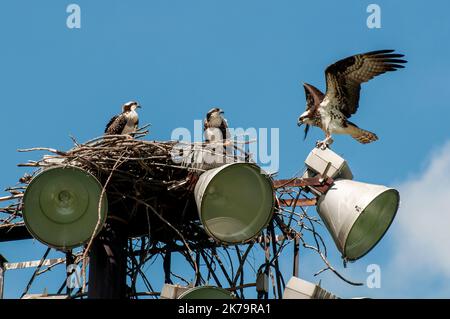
{"left": 1, "top": 0, "right": 450, "bottom": 298}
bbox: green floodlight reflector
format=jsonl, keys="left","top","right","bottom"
{"left": 317, "top": 179, "right": 399, "bottom": 261}
{"left": 194, "top": 163, "right": 275, "bottom": 244}
{"left": 178, "top": 286, "right": 235, "bottom": 299}
{"left": 22, "top": 166, "right": 108, "bottom": 250}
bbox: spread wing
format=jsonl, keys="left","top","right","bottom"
{"left": 302, "top": 83, "right": 324, "bottom": 140}
{"left": 105, "top": 113, "right": 127, "bottom": 135}
{"left": 324, "top": 49, "right": 407, "bottom": 118}
{"left": 303, "top": 83, "right": 324, "bottom": 112}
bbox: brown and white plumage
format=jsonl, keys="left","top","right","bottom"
{"left": 300, "top": 83, "right": 324, "bottom": 140}
{"left": 297, "top": 49, "right": 407, "bottom": 148}
{"left": 105, "top": 101, "right": 141, "bottom": 136}
{"left": 203, "top": 107, "right": 230, "bottom": 142}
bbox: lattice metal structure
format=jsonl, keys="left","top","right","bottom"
{"left": 0, "top": 131, "right": 362, "bottom": 299}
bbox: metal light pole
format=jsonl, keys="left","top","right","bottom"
{"left": 0, "top": 254, "right": 6, "bottom": 299}
{"left": 88, "top": 218, "right": 128, "bottom": 299}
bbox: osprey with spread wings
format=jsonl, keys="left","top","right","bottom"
{"left": 297, "top": 50, "right": 407, "bottom": 148}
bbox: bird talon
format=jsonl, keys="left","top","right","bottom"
{"left": 315, "top": 140, "right": 326, "bottom": 149}
{"left": 316, "top": 137, "right": 333, "bottom": 150}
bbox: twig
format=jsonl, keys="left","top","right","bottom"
{"left": 81, "top": 154, "right": 125, "bottom": 293}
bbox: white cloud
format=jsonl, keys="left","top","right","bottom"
{"left": 291, "top": 141, "right": 450, "bottom": 298}
{"left": 384, "top": 140, "right": 450, "bottom": 296}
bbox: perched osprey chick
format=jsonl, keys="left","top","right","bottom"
{"left": 105, "top": 101, "right": 141, "bottom": 136}
{"left": 297, "top": 49, "right": 407, "bottom": 149}
{"left": 204, "top": 107, "right": 230, "bottom": 142}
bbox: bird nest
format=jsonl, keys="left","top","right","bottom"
{"left": 15, "top": 131, "right": 252, "bottom": 245}
{"left": 1, "top": 130, "right": 365, "bottom": 290}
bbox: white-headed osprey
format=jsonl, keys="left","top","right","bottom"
{"left": 105, "top": 101, "right": 141, "bottom": 135}
{"left": 204, "top": 107, "right": 230, "bottom": 142}
{"left": 297, "top": 50, "right": 407, "bottom": 148}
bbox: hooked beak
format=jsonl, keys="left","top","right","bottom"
{"left": 297, "top": 117, "right": 303, "bottom": 127}
{"left": 219, "top": 109, "right": 224, "bottom": 115}
{"left": 137, "top": 105, "right": 142, "bottom": 109}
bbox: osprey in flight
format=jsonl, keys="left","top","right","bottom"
{"left": 204, "top": 107, "right": 230, "bottom": 142}
{"left": 297, "top": 49, "right": 407, "bottom": 148}
{"left": 105, "top": 101, "right": 141, "bottom": 135}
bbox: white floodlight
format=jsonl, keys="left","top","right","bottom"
{"left": 21, "top": 293, "right": 68, "bottom": 299}
{"left": 160, "top": 283, "right": 191, "bottom": 299}
{"left": 303, "top": 147, "right": 353, "bottom": 180}
{"left": 283, "top": 277, "right": 338, "bottom": 299}
{"left": 304, "top": 148, "right": 400, "bottom": 261}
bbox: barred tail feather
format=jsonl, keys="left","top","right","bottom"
{"left": 351, "top": 127, "right": 378, "bottom": 144}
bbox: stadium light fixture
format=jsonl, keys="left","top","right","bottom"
{"left": 304, "top": 148, "right": 400, "bottom": 261}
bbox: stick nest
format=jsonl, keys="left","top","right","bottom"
{"left": 15, "top": 131, "right": 251, "bottom": 244}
